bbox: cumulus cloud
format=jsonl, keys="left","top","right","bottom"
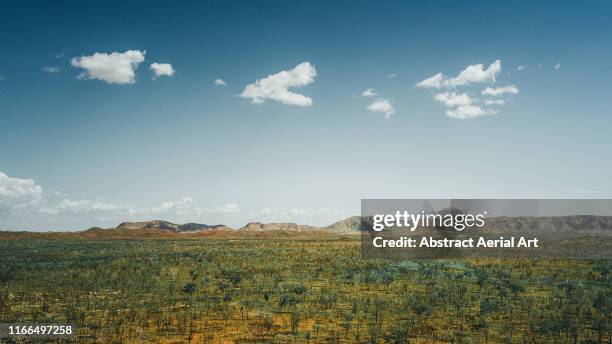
{"left": 484, "top": 99, "right": 505, "bottom": 105}
{"left": 214, "top": 78, "right": 227, "bottom": 86}
{"left": 447, "top": 60, "right": 501, "bottom": 87}
{"left": 387, "top": 73, "right": 396, "bottom": 79}
{"left": 359, "top": 89, "right": 396, "bottom": 119}
{"left": 367, "top": 98, "right": 395, "bottom": 119}
{"left": 360, "top": 88, "right": 378, "bottom": 97}
{"left": 26, "top": 194, "right": 204, "bottom": 229}
{"left": 0, "top": 171, "right": 351, "bottom": 231}
{"left": 70, "top": 50, "right": 146, "bottom": 84}
{"left": 417, "top": 60, "right": 501, "bottom": 89}
{"left": 239, "top": 62, "right": 317, "bottom": 106}
{"left": 555, "top": 63, "right": 561, "bottom": 70}
{"left": 416, "top": 60, "right": 518, "bottom": 119}
{"left": 482, "top": 85, "right": 519, "bottom": 97}
{"left": 40, "top": 198, "right": 121, "bottom": 215}
{"left": 216, "top": 203, "right": 240, "bottom": 213}
{"left": 517, "top": 65, "right": 525, "bottom": 71}
{"left": 42, "top": 66, "right": 60, "bottom": 73}
{"left": 432, "top": 92, "right": 498, "bottom": 119}
{"left": 150, "top": 62, "right": 175, "bottom": 79}
{"left": 150, "top": 196, "right": 193, "bottom": 213}
{"left": 0, "top": 172, "right": 43, "bottom": 211}
{"left": 479, "top": 85, "right": 518, "bottom": 108}
{"left": 416, "top": 72, "right": 445, "bottom": 89}
{"left": 447, "top": 105, "right": 497, "bottom": 119}
{"left": 433, "top": 92, "right": 473, "bottom": 107}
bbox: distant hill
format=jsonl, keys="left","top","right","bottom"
{"left": 324, "top": 216, "right": 373, "bottom": 232}
{"left": 1, "top": 215, "right": 611, "bottom": 240}
{"left": 239, "top": 222, "right": 320, "bottom": 231}
{"left": 116, "top": 220, "right": 231, "bottom": 232}
{"left": 482, "top": 215, "right": 612, "bottom": 233}
{"left": 325, "top": 215, "right": 612, "bottom": 234}
{"left": 109, "top": 219, "right": 366, "bottom": 233}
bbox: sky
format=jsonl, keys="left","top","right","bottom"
{"left": 1, "top": 0, "right": 612, "bottom": 231}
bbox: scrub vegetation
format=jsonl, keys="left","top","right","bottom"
{"left": 0, "top": 238, "right": 610, "bottom": 343}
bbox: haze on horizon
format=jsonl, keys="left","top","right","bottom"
{"left": 1, "top": 0, "right": 612, "bottom": 231}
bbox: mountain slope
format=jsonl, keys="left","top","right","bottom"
{"left": 239, "top": 222, "right": 320, "bottom": 231}
{"left": 115, "top": 220, "right": 232, "bottom": 232}
{"left": 1, "top": 215, "right": 611, "bottom": 241}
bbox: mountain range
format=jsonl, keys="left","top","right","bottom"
{"left": 0, "top": 215, "right": 611, "bottom": 240}
{"left": 108, "top": 215, "right": 612, "bottom": 233}
{"left": 109, "top": 216, "right": 376, "bottom": 233}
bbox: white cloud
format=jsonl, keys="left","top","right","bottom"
{"left": 360, "top": 88, "right": 378, "bottom": 97}
{"left": 517, "top": 65, "right": 525, "bottom": 71}
{"left": 555, "top": 63, "right": 561, "bottom": 70}
{"left": 40, "top": 198, "right": 121, "bottom": 215}
{"left": 446, "top": 105, "right": 497, "bottom": 119}
{"left": 387, "top": 73, "right": 396, "bottom": 79}
{"left": 150, "top": 196, "right": 193, "bottom": 213}
{"left": 367, "top": 98, "right": 395, "bottom": 119}
{"left": 39, "top": 196, "right": 209, "bottom": 221}
{"left": 416, "top": 72, "right": 444, "bottom": 89}
{"left": 417, "top": 60, "right": 501, "bottom": 89}
{"left": 70, "top": 50, "right": 146, "bottom": 84}
{"left": 214, "top": 78, "right": 227, "bottom": 86}
{"left": 0, "top": 172, "right": 43, "bottom": 211}
{"left": 482, "top": 85, "right": 519, "bottom": 97}
{"left": 433, "top": 92, "right": 473, "bottom": 107}
{"left": 216, "top": 203, "right": 240, "bottom": 213}
{"left": 446, "top": 60, "right": 501, "bottom": 87}
{"left": 239, "top": 62, "right": 317, "bottom": 106}
{"left": 484, "top": 99, "right": 505, "bottom": 105}
{"left": 0, "top": 171, "right": 352, "bottom": 230}
{"left": 42, "top": 66, "right": 60, "bottom": 73}
{"left": 433, "top": 92, "right": 499, "bottom": 118}
{"left": 416, "top": 60, "right": 516, "bottom": 119}
{"left": 150, "top": 62, "right": 175, "bottom": 79}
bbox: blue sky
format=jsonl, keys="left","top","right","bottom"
{"left": 1, "top": 0, "right": 611, "bottom": 230}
